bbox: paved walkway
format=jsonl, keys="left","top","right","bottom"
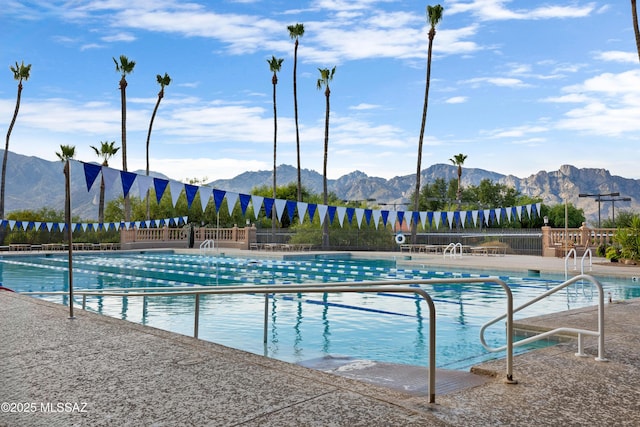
{"left": 2, "top": 252, "right": 640, "bottom": 426}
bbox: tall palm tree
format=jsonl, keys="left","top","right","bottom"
{"left": 1, "top": 60, "right": 31, "bottom": 220}
{"left": 90, "top": 141, "right": 120, "bottom": 224}
{"left": 633, "top": 0, "right": 640, "bottom": 62}
{"left": 113, "top": 55, "right": 136, "bottom": 221}
{"left": 450, "top": 153, "right": 467, "bottom": 203}
{"left": 317, "top": 66, "right": 336, "bottom": 249}
{"left": 146, "top": 73, "right": 171, "bottom": 177}
{"left": 288, "top": 23, "right": 305, "bottom": 201}
{"left": 268, "top": 56, "right": 284, "bottom": 240}
{"left": 412, "top": 4, "right": 443, "bottom": 244}
{"left": 145, "top": 72, "right": 171, "bottom": 219}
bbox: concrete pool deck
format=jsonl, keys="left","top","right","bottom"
{"left": 2, "top": 251, "right": 640, "bottom": 425}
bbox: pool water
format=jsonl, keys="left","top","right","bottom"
{"left": 4, "top": 252, "right": 640, "bottom": 370}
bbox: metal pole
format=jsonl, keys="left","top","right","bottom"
{"left": 612, "top": 200, "right": 616, "bottom": 226}
{"left": 194, "top": 293, "right": 200, "bottom": 338}
{"left": 66, "top": 159, "right": 74, "bottom": 319}
{"left": 263, "top": 293, "right": 269, "bottom": 343}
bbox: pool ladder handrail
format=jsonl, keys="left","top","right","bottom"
{"left": 564, "top": 247, "right": 593, "bottom": 279}
{"left": 199, "top": 239, "right": 215, "bottom": 254}
{"left": 480, "top": 274, "right": 607, "bottom": 362}
{"left": 442, "top": 242, "right": 463, "bottom": 259}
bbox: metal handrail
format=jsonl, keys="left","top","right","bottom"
{"left": 23, "top": 276, "right": 516, "bottom": 387}
{"left": 26, "top": 283, "right": 438, "bottom": 403}
{"left": 480, "top": 274, "right": 607, "bottom": 362}
{"left": 442, "top": 242, "right": 463, "bottom": 259}
{"left": 199, "top": 239, "right": 215, "bottom": 254}
{"left": 564, "top": 248, "right": 577, "bottom": 279}
{"left": 581, "top": 247, "right": 592, "bottom": 273}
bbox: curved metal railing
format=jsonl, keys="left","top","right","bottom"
{"left": 480, "top": 274, "right": 607, "bottom": 362}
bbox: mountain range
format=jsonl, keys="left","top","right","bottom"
{"left": 1, "top": 150, "right": 636, "bottom": 225}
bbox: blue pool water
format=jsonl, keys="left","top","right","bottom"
{"left": 4, "top": 252, "right": 640, "bottom": 370}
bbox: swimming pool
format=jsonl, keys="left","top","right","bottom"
{"left": 4, "top": 252, "right": 640, "bottom": 370}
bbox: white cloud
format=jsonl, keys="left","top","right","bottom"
{"left": 446, "top": 0, "right": 595, "bottom": 21}
{"left": 101, "top": 32, "right": 136, "bottom": 42}
{"left": 445, "top": 96, "right": 468, "bottom": 104}
{"left": 462, "top": 77, "right": 531, "bottom": 88}
{"left": 349, "top": 103, "right": 380, "bottom": 110}
{"left": 594, "top": 51, "right": 638, "bottom": 63}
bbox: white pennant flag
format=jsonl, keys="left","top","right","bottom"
{"left": 336, "top": 206, "right": 347, "bottom": 227}
{"left": 168, "top": 180, "right": 183, "bottom": 207}
{"left": 274, "top": 198, "right": 287, "bottom": 221}
{"left": 372, "top": 210, "right": 381, "bottom": 229}
{"left": 251, "top": 195, "right": 264, "bottom": 219}
{"left": 317, "top": 204, "right": 328, "bottom": 226}
{"left": 297, "top": 202, "right": 308, "bottom": 224}
{"left": 355, "top": 208, "right": 365, "bottom": 228}
{"left": 226, "top": 192, "right": 239, "bottom": 216}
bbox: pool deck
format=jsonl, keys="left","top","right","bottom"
{"left": 2, "top": 251, "right": 640, "bottom": 426}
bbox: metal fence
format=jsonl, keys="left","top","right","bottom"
{"left": 256, "top": 228, "right": 543, "bottom": 255}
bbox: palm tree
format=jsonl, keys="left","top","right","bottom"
{"left": 633, "top": 0, "right": 640, "bottom": 62}
{"left": 145, "top": 72, "right": 171, "bottom": 219}
{"left": 113, "top": 55, "right": 136, "bottom": 221}
{"left": 450, "top": 153, "right": 467, "bottom": 203}
{"left": 268, "top": 56, "right": 284, "bottom": 240}
{"left": 1, "top": 60, "right": 31, "bottom": 220}
{"left": 146, "top": 73, "right": 171, "bottom": 176}
{"left": 317, "top": 66, "right": 336, "bottom": 249}
{"left": 287, "top": 23, "right": 305, "bottom": 202}
{"left": 412, "top": 4, "right": 443, "bottom": 244}
{"left": 90, "top": 141, "right": 120, "bottom": 224}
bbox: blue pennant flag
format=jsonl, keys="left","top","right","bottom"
{"left": 286, "top": 200, "right": 297, "bottom": 222}
{"left": 120, "top": 171, "right": 137, "bottom": 197}
{"left": 307, "top": 203, "right": 317, "bottom": 221}
{"left": 239, "top": 193, "right": 251, "bottom": 215}
{"left": 184, "top": 184, "right": 198, "bottom": 209}
{"left": 397, "top": 211, "right": 405, "bottom": 226}
{"left": 213, "top": 189, "right": 226, "bottom": 213}
{"left": 263, "top": 197, "right": 274, "bottom": 217}
{"left": 153, "top": 178, "right": 169, "bottom": 203}
{"left": 83, "top": 162, "right": 102, "bottom": 191}
{"left": 380, "top": 210, "right": 389, "bottom": 227}
{"left": 412, "top": 211, "right": 420, "bottom": 226}
{"left": 346, "top": 207, "right": 355, "bottom": 224}
{"left": 364, "top": 209, "right": 372, "bottom": 226}
{"left": 327, "top": 206, "right": 337, "bottom": 224}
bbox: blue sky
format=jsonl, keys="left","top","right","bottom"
{"left": 1, "top": 0, "right": 639, "bottom": 185}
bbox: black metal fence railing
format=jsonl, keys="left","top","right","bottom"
{"left": 256, "top": 228, "right": 543, "bottom": 255}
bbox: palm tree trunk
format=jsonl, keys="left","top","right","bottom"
{"left": 0, "top": 82, "right": 22, "bottom": 220}
{"left": 293, "top": 39, "right": 302, "bottom": 202}
{"left": 412, "top": 31, "right": 436, "bottom": 244}
{"left": 146, "top": 90, "right": 163, "bottom": 220}
{"left": 272, "top": 76, "right": 278, "bottom": 242}
{"left": 64, "top": 159, "right": 74, "bottom": 318}
{"left": 120, "top": 77, "right": 130, "bottom": 222}
{"left": 98, "top": 176, "right": 106, "bottom": 224}
{"left": 322, "top": 87, "right": 330, "bottom": 249}
{"left": 633, "top": 0, "right": 640, "bottom": 62}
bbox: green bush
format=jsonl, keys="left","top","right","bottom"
{"left": 612, "top": 215, "right": 640, "bottom": 261}
{"left": 605, "top": 245, "right": 620, "bottom": 262}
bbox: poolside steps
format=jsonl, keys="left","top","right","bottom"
{"left": 298, "top": 355, "right": 490, "bottom": 396}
